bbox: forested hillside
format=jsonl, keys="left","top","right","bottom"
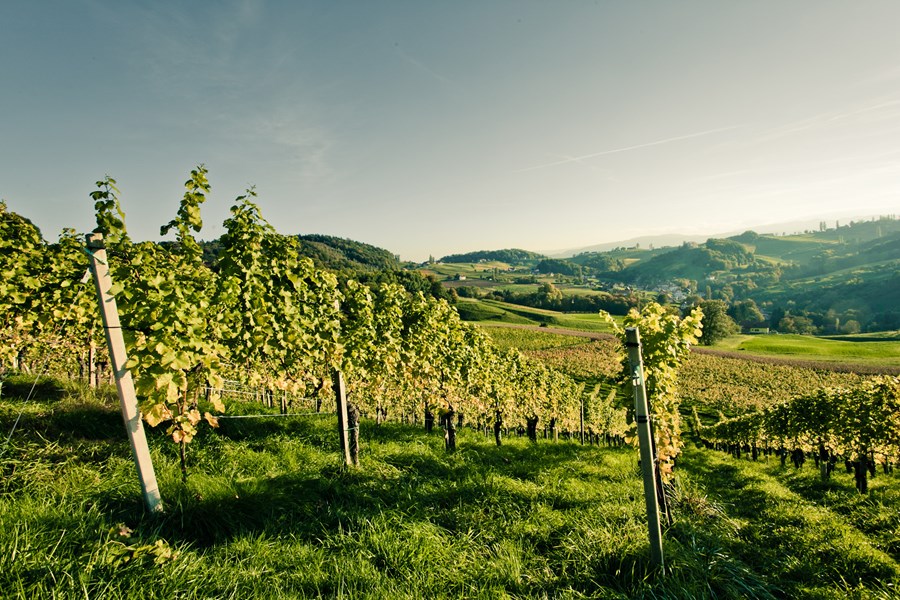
{"left": 200, "top": 233, "right": 400, "bottom": 272}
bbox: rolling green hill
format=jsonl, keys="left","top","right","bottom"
{"left": 201, "top": 234, "right": 400, "bottom": 272}
{"left": 418, "top": 217, "right": 900, "bottom": 334}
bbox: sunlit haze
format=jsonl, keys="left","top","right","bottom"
{"left": 2, "top": 2, "right": 899, "bottom": 261}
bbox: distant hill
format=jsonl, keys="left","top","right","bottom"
{"left": 200, "top": 234, "right": 400, "bottom": 272}
{"left": 439, "top": 248, "right": 546, "bottom": 265}
{"left": 591, "top": 216, "right": 900, "bottom": 332}
{"left": 295, "top": 234, "right": 400, "bottom": 271}
{"left": 567, "top": 218, "right": 900, "bottom": 284}
{"left": 551, "top": 234, "right": 711, "bottom": 257}
{"left": 425, "top": 216, "right": 900, "bottom": 333}
{"left": 551, "top": 214, "right": 893, "bottom": 258}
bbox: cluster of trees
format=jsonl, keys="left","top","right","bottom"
{"left": 677, "top": 293, "right": 890, "bottom": 341}
{"left": 295, "top": 234, "right": 400, "bottom": 271}
{"left": 534, "top": 259, "right": 581, "bottom": 277}
{"left": 471, "top": 282, "right": 638, "bottom": 315}
{"left": 676, "top": 297, "right": 860, "bottom": 344}
{"left": 569, "top": 253, "right": 626, "bottom": 274}
{"left": 438, "top": 248, "right": 545, "bottom": 265}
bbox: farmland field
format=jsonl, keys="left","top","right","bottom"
{"left": 458, "top": 299, "right": 620, "bottom": 334}
{"left": 709, "top": 333, "right": 900, "bottom": 368}
{"left": 462, "top": 302, "right": 900, "bottom": 370}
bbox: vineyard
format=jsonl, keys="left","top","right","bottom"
{"left": 2, "top": 170, "right": 900, "bottom": 598}
{"left": 1, "top": 172, "right": 593, "bottom": 471}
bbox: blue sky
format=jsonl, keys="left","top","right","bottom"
{"left": 3, "top": 1, "right": 900, "bottom": 261}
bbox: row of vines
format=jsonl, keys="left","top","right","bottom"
{"left": 3, "top": 167, "right": 663, "bottom": 477}
{"left": 694, "top": 365, "right": 900, "bottom": 492}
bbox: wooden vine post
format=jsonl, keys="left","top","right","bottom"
{"left": 625, "top": 327, "right": 664, "bottom": 570}
{"left": 332, "top": 370, "right": 352, "bottom": 466}
{"left": 580, "top": 393, "right": 585, "bottom": 445}
{"left": 86, "top": 233, "right": 163, "bottom": 513}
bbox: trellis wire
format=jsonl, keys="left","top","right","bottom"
{"left": 205, "top": 381, "right": 325, "bottom": 420}
{"left": 216, "top": 411, "right": 332, "bottom": 420}
{"left": 207, "top": 382, "right": 320, "bottom": 412}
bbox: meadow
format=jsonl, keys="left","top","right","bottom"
{"left": 2, "top": 375, "right": 899, "bottom": 599}
{"left": 708, "top": 333, "right": 900, "bottom": 369}
{"left": 457, "top": 299, "right": 620, "bottom": 334}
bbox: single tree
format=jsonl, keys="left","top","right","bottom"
{"left": 697, "top": 300, "right": 739, "bottom": 345}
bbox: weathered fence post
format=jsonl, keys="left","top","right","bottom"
{"left": 625, "top": 327, "right": 664, "bottom": 570}
{"left": 86, "top": 233, "right": 163, "bottom": 514}
{"left": 332, "top": 370, "right": 352, "bottom": 466}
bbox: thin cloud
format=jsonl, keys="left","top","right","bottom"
{"left": 516, "top": 125, "right": 744, "bottom": 173}
{"left": 395, "top": 47, "right": 457, "bottom": 90}
{"left": 748, "top": 99, "right": 900, "bottom": 146}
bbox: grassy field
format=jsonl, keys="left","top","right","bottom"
{"left": 457, "top": 299, "right": 619, "bottom": 334}
{"left": 419, "top": 261, "right": 515, "bottom": 280}
{"left": 480, "top": 328, "right": 597, "bottom": 352}
{"left": 710, "top": 334, "right": 900, "bottom": 368}
{"left": 2, "top": 376, "right": 899, "bottom": 598}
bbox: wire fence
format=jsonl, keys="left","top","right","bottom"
{"left": 207, "top": 379, "right": 329, "bottom": 420}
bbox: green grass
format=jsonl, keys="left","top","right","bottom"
{"left": 3, "top": 376, "right": 900, "bottom": 598}
{"left": 454, "top": 299, "right": 534, "bottom": 325}
{"left": 459, "top": 299, "right": 619, "bottom": 334}
{"left": 552, "top": 312, "right": 618, "bottom": 333}
{"left": 826, "top": 330, "right": 900, "bottom": 342}
{"left": 710, "top": 334, "right": 900, "bottom": 367}
{"left": 420, "top": 261, "right": 514, "bottom": 280}
{"left": 678, "top": 444, "right": 900, "bottom": 599}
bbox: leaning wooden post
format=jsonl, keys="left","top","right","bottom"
{"left": 332, "top": 369, "right": 352, "bottom": 466}
{"left": 625, "top": 327, "right": 664, "bottom": 570}
{"left": 86, "top": 233, "right": 163, "bottom": 514}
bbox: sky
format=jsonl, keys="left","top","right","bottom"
{"left": 2, "top": 1, "right": 900, "bottom": 262}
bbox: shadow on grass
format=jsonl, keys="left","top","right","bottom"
{"left": 680, "top": 449, "right": 772, "bottom": 518}
{"left": 102, "top": 422, "right": 623, "bottom": 551}
{"left": 3, "top": 402, "right": 125, "bottom": 442}
{"left": 0, "top": 375, "right": 68, "bottom": 403}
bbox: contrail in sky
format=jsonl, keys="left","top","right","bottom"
{"left": 516, "top": 125, "right": 744, "bottom": 173}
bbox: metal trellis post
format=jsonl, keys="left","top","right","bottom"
{"left": 625, "top": 327, "right": 664, "bottom": 570}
